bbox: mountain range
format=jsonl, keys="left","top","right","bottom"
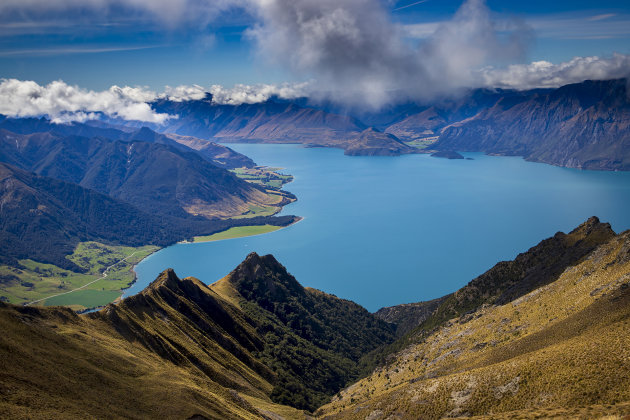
{"left": 1, "top": 217, "right": 629, "bottom": 418}
{"left": 2, "top": 78, "right": 627, "bottom": 168}
{"left": 112, "top": 78, "right": 628, "bottom": 169}
{"left": 0, "top": 120, "right": 298, "bottom": 280}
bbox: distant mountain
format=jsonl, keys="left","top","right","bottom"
{"left": 431, "top": 79, "right": 630, "bottom": 170}
{"left": 343, "top": 128, "right": 416, "bottom": 156}
{"left": 0, "top": 116, "right": 254, "bottom": 169}
{"left": 150, "top": 97, "right": 416, "bottom": 156}
{"left": 0, "top": 128, "right": 272, "bottom": 219}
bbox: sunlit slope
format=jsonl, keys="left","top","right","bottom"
{"left": 0, "top": 269, "right": 309, "bottom": 419}
{"left": 318, "top": 226, "right": 630, "bottom": 419}
{"left": 0, "top": 253, "right": 393, "bottom": 418}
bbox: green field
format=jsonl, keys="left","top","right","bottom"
{"left": 230, "top": 167, "right": 293, "bottom": 190}
{"left": 404, "top": 136, "right": 439, "bottom": 149}
{"left": 233, "top": 203, "right": 280, "bottom": 219}
{"left": 193, "top": 225, "right": 284, "bottom": 242}
{"left": 0, "top": 242, "right": 158, "bottom": 310}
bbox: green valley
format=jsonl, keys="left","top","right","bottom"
{"left": 0, "top": 242, "right": 158, "bottom": 311}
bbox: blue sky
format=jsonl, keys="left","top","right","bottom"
{"left": 0, "top": 0, "right": 628, "bottom": 91}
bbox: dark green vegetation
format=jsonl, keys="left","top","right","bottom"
{"left": 213, "top": 253, "right": 396, "bottom": 410}
{"left": 0, "top": 162, "right": 297, "bottom": 271}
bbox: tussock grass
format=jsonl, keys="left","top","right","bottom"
{"left": 319, "top": 230, "right": 630, "bottom": 419}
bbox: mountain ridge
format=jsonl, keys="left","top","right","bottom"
{"left": 2, "top": 219, "right": 630, "bottom": 418}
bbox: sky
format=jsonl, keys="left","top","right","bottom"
{"left": 0, "top": 0, "right": 629, "bottom": 119}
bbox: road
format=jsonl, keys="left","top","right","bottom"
{"left": 25, "top": 250, "right": 142, "bottom": 306}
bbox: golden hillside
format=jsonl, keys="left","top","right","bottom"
{"left": 317, "top": 227, "right": 630, "bottom": 419}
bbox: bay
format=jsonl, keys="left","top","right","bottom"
{"left": 127, "top": 144, "right": 630, "bottom": 312}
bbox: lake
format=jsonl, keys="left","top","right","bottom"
{"left": 127, "top": 145, "right": 630, "bottom": 312}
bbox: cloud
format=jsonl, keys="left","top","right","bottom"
{"left": 0, "top": 45, "right": 163, "bottom": 57}
{"left": 246, "top": 0, "right": 531, "bottom": 108}
{"left": 0, "top": 79, "right": 313, "bottom": 122}
{"left": 0, "top": 79, "right": 172, "bottom": 123}
{"left": 0, "top": 0, "right": 243, "bottom": 28}
{"left": 208, "top": 82, "right": 311, "bottom": 105}
{"left": 161, "top": 84, "right": 208, "bottom": 102}
{"left": 475, "top": 54, "right": 630, "bottom": 90}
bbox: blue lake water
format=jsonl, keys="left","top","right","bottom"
{"left": 127, "top": 145, "right": 630, "bottom": 312}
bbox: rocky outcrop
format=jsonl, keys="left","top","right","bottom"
{"left": 344, "top": 128, "right": 417, "bottom": 156}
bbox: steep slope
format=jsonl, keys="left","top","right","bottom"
{"left": 372, "top": 217, "right": 615, "bottom": 352}
{"left": 0, "top": 162, "right": 176, "bottom": 270}
{"left": 0, "top": 269, "right": 309, "bottom": 419}
{"left": 0, "top": 161, "right": 298, "bottom": 274}
{"left": 319, "top": 221, "right": 630, "bottom": 419}
{"left": 212, "top": 253, "right": 397, "bottom": 411}
{"left": 374, "top": 297, "right": 447, "bottom": 337}
{"left": 433, "top": 79, "right": 630, "bottom": 170}
{"left": 383, "top": 89, "right": 533, "bottom": 142}
{"left": 0, "top": 116, "right": 254, "bottom": 169}
{"left": 0, "top": 254, "right": 394, "bottom": 418}
{"left": 126, "top": 126, "right": 255, "bottom": 168}
{"left": 0, "top": 129, "right": 275, "bottom": 218}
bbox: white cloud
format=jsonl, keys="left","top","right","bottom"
{"left": 476, "top": 54, "right": 630, "bottom": 90}
{"left": 0, "top": 79, "right": 172, "bottom": 123}
{"left": 208, "top": 82, "right": 311, "bottom": 105}
{"left": 0, "top": 79, "right": 314, "bottom": 123}
{"left": 161, "top": 84, "right": 208, "bottom": 102}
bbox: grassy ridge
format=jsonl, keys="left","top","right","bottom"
{"left": 318, "top": 226, "right": 630, "bottom": 419}
{"left": 0, "top": 242, "right": 158, "bottom": 310}
{"left": 0, "top": 269, "right": 310, "bottom": 419}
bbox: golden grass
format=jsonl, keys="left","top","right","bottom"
{"left": 318, "top": 231, "right": 630, "bottom": 419}
{"left": 0, "top": 269, "right": 308, "bottom": 419}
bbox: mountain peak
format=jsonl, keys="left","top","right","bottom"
{"left": 226, "top": 252, "right": 305, "bottom": 304}
{"left": 146, "top": 268, "right": 182, "bottom": 292}
{"left": 565, "top": 215, "right": 615, "bottom": 246}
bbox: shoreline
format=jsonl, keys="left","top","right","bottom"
{"left": 178, "top": 216, "right": 304, "bottom": 245}
{"left": 116, "top": 216, "right": 304, "bottom": 308}
{"left": 84, "top": 164, "right": 300, "bottom": 312}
